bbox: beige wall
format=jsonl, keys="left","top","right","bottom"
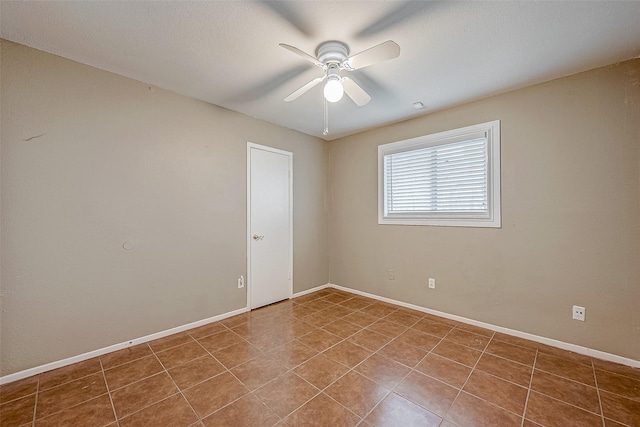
{"left": 2, "top": 39, "right": 638, "bottom": 377}
{"left": 329, "top": 59, "right": 640, "bottom": 361}
{"left": 0, "top": 40, "right": 329, "bottom": 375}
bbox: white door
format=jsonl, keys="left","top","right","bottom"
{"left": 247, "top": 143, "right": 292, "bottom": 309}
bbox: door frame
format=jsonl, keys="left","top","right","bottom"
{"left": 246, "top": 142, "right": 293, "bottom": 310}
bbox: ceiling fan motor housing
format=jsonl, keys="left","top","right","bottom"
{"left": 316, "top": 41, "right": 349, "bottom": 67}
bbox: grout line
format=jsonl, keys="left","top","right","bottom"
{"left": 592, "top": 362, "right": 640, "bottom": 382}
{"left": 322, "top": 389, "right": 367, "bottom": 423}
{"left": 30, "top": 367, "right": 111, "bottom": 424}
{"left": 520, "top": 349, "right": 538, "bottom": 427}
{"left": 295, "top": 305, "right": 404, "bottom": 422}
{"left": 354, "top": 327, "right": 448, "bottom": 422}
{"left": 419, "top": 333, "right": 530, "bottom": 421}
{"left": 249, "top": 390, "right": 286, "bottom": 426}
{"left": 441, "top": 328, "right": 496, "bottom": 424}
{"left": 356, "top": 325, "right": 445, "bottom": 421}
{"left": 280, "top": 389, "right": 323, "bottom": 423}
{"left": 470, "top": 361, "right": 533, "bottom": 390}
{"left": 192, "top": 344, "right": 242, "bottom": 421}
{"left": 197, "top": 306, "right": 331, "bottom": 423}
{"left": 591, "top": 358, "right": 607, "bottom": 427}
{"left": 320, "top": 343, "right": 395, "bottom": 423}
{"left": 119, "top": 341, "right": 212, "bottom": 423}
{"left": 37, "top": 367, "right": 99, "bottom": 392}
{"left": 413, "top": 322, "right": 608, "bottom": 422}
{"left": 481, "top": 348, "right": 534, "bottom": 368}
{"left": 100, "top": 343, "right": 153, "bottom": 371}
{"left": 191, "top": 391, "right": 248, "bottom": 423}
{"left": 98, "top": 358, "right": 119, "bottom": 427}
{"left": 532, "top": 366, "right": 599, "bottom": 388}
{"left": 31, "top": 374, "right": 40, "bottom": 426}
{"left": 155, "top": 340, "right": 216, "bottom": 424}
{"left": 526, "top": 385, "right": 607, "bottom": 418}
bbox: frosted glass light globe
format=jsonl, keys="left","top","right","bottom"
{"left": 324, "top": 79, "right": 344, "bottom": 103}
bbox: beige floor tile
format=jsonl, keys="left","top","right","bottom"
{"left": 285, "top": 393, "right": 360, "bottom": 427}
{"left": 364, "top": 392, "right": 442, "bottom": 427}
{"left": 254, "top": 371, "right": 319, "bottom": 418}
{"left": 167, "top": 356, "right": 226, "bottom": 390}
{"left": 525, "top": 391, "right": 602, "bottom": 427}
{"left": 2, "top": 289, "right": 637, "bottom": 426}
{"left": 34, "top": 394, "right": 115, "bottom": 427}
{"left": 183, "top": 372, "right": 248, "bottom": 419}
{"left": 110, "top": 373, "right": 177, "bottom": 419}
{"left": 447, "top": 392, "right": 521, "bottom": 427}
{"left": 325, "top": 371, "right": 388, "bottom": 417}
{"left": 201, "top": 393, "right": 280, "bottom": 427}
{"left": 395, "top": 371, "right": 458, "bottom": 416}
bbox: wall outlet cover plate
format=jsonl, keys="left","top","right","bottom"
{"left": 572, "top": 305, "right": 585, "bottom": 321}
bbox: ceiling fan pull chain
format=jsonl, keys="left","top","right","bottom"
{"left": 323, "top": 97, "right": 329, "bottom": 136}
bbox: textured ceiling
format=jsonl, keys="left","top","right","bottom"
{"left": 2, "top": 1, "right": 640, "bottom": 140}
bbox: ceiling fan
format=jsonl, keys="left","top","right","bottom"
{"left": 281, "top": 40, "right": 400, "bottom": 105}
{"left": 280, "top": 40, "right": 400, "bottom": 134}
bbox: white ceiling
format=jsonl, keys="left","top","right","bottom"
{"left": 2, "top": 1, "right": 640, "bottom": 140}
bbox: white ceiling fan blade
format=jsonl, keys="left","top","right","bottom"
{"left": 284, "top": 75, "right": 326, "bottom": 102}
{"left": 343, "top": 77, "right": 371, "bottom": 106}
{"left": 346, "top": 40, "right": 400, "bottom": 70}
{"left": 279, "top": 43, "right": 324, "bottom": 68}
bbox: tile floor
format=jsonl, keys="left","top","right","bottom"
{"left": 1, "top": 288, "right": 639, "bottom": 427}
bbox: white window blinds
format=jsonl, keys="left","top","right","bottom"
{"left": 378, "top": 120, "right": 500, "bottom": 227}
{"left": 384, "top": 137, "right": 488, "bottom": 214}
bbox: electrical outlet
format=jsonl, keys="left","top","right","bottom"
{"left": 387, "top": 269, "right": 396, "bottom": 280}
{"left": 238, "top": 275, "right": 244, "bottom": 288}
{"left": 428, "top": 278, "right": 435, "bottom": 289}
{"left": 572, "top": 305, "right": 585, "bottom": 321}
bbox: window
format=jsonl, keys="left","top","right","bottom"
{"left": 378, "top": 120, "right": 501, "bottom": 227}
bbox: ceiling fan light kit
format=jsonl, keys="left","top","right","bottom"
{"left": 280, "top": 39, "right": 400, "bottom": 135}
{"left": 323, "top": 64, "right": 344, "bottom": 102}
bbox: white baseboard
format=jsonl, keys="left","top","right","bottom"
{"left": 329, "top": 283, "right": 640, "bottom": 369}
{"left": 292, "top": 284, "right": 330, "bottom": 298}
{"left": 1, "top": 284, "right": 329, "bottom": 385}
{"left": 0, "top": 306, "right": 249, "bottom": 386}
{"left": 3, "top": 282, "right": 637, "bottom": 385}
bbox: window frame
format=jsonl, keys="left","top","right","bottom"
{"left": 378, "top": 120, "right": 501, "bottom": 228}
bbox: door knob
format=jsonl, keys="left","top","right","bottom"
{"left": 252, "top": 234, "right": 264, "bottom": 240}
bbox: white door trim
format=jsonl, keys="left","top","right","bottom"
{"left": 246, "top": 142, "right": 293, "bottom": 310}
